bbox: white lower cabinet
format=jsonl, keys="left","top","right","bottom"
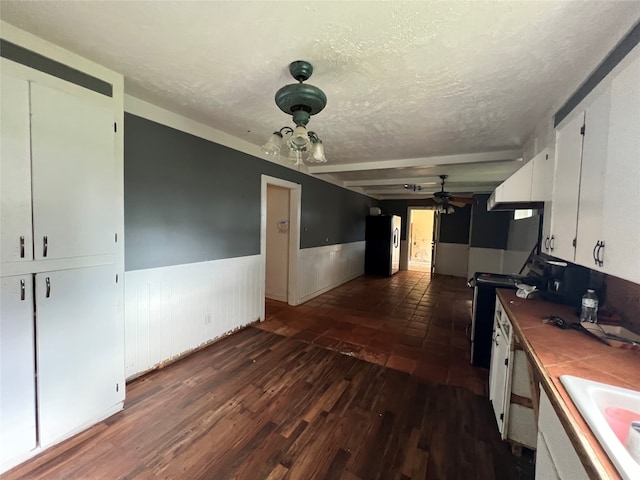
{"left": 537, "top": 388, "right": 588, "bottom": 479}
{"left": 490, "top": 297, "right": 537, "bottom": 449}
{"left": 36, "top": 265, "right": 122, "bottom": 447}
{"left": 0, "top": 275, "right": 37, "bottom": 465}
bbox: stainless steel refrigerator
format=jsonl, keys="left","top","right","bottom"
{"left": 365, "top": 215, "right": 401, "bottom": 276}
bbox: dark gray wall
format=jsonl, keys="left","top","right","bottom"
{"left": 469, "top": 194, "right": 511, "bottom": 249}
{"left": 439, "top": 204, "right": 472, "bottom": 244}
{"left": 125, "top": 114, "right": 377, "bottom": 271}
{"left": 507, "top": 212, "right": 541, "bottom": 252}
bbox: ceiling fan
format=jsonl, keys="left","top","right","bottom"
{"left": 430, "top": 175, "right": 477, "bottom": 213}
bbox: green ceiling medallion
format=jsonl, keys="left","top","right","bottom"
{"left": 262, "top": 60, "right": 328, "bottom": 166}
{"left": 275, "top": 60, "right": 327, "bottom": 126}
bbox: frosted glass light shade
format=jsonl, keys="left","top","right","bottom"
{"left": 261, "top": 132, "right": 283, "bottom": 157}
{"left": 308, "top": 140, "right": 327, "bottom": 163}
{"left": 287, "top": 125, "right": 311, "bottom": 151}
{"left": 287, "top": 148, "right": 304, "bottom": 166}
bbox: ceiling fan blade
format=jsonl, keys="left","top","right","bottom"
{"left": 450, "top": 201, "right": 466, "bottom": 208}
{"left": 450, "top": 196, "right": 477, "bottom": 205}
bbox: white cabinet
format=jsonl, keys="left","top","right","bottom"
{"left": 601, "top": 55, "right": 640, "bottom": 283}
{"left": 0, "top": 275, "right": 37, "bottom": 464}
{"left": 0, "top": 72, "right": 33, "bottom": 263}
{"left": 530, "top": 148, "right": 554, "bottom": 202}
{"left": 549, "top": 49, "right": 640, "bottom": 283}
{"left": 490, "top": 297, "right": 537, "bottom": 449}
{"left": 536, "top": 388, "right": 589, "bottom": 479}
{"left": 37, "top": 265, "right": 120, "bottom": 446}
{"left": 574, "top": 86, "right": 611, "bottom": 270}
{"left": 30, "top": 83, "right": 116, "bottom": 261}
{"left": 0, "top": 55, "right": 124, "bottom": 473}
{"left": 549, "top": 112, "right": 584, "bottom": 261}
{"left": 489, "top": 299, "right": 512, "bottom": 436}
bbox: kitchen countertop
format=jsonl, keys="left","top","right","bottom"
{"left": 496, "top": 289, "right": 640, "bottom": 480}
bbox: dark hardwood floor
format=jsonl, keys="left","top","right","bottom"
{"left": 2, "top": 273, "right": 534, "bottom": 479}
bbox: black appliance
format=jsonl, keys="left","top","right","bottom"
{"left": 524, "top": 254, "right": 591, "bottom": 309}
{"left": 365, "top": 215, "right": 401, "bottom": 277}
{"left": 468, "top": 272, "right": 527, "bottom": 368}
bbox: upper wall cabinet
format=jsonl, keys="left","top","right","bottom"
{"left": 488, "top": 148, "right": 552, "bottom": 211}
{"left": 1, "top": 71, "right": 116, "bottom": 264}
{"left": 550, "top": 48, "right": 640, "bottom": 283}
{"left": 0, "top": 72, "right": 32, "bottom": 262}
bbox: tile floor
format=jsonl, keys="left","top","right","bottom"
{"left": 256, "top": 271, "right": 488, "bottom": 396}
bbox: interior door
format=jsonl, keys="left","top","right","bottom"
{"left": 36, "top": 265, "right": 119, "bottom": 447}
{"left": 550, "top": 112, "right": 585, "bottom": 261}
{"left": 0, "top": 275, "right": 37, "bottom": 464}
{"left": 30, "top": 82, "right": 116, "bottom": 261}
{"left": 0, "top": 69, "right": 33, "bottom": 263}
{"left": 391, "top": 215, "right": 401, "bottom": 273}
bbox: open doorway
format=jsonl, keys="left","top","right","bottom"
{"left": 407, "top": 208, "right": 436, "bottom": 273}
{"left": 260, "top": 175, "right": 301, "bottom": 319}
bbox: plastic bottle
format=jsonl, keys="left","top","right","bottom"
{"left": 580, "top": 289, "right": 599, "bottom": 323}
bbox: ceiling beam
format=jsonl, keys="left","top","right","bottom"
{"left": 344, "top": 177, "right": 441, "bottom": 187}
{"left": 308, "top": 149, "right": 523, "bottom": 174}
{"left": 364, "top": 185, "right": 495, "bottom": 195}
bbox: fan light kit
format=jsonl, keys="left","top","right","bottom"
{"left": 433, "top": 175, "right": 474, "bottom": 214}
{"left": 262, "top": 60, "right": 327, "bottom": 166}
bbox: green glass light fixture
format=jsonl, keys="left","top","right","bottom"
{"left": 262, "top": 60, "right": 327, "bottom": 166}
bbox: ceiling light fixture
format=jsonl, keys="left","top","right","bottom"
{"left": 262, "top": 60, "right": 327, "bottom": 166}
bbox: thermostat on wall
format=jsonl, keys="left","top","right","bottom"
{"left": 370, "top": 207, "right": 382, "bottom": 216}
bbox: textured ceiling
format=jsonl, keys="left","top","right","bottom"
{"left": 2, "top": 1, "right": 639, "bottom": 198}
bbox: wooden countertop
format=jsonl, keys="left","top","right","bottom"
{"left": 496, "top": 289, "right": 640, "bottom": 480}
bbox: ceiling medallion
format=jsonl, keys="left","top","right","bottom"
{"left": 261, "top": 60, "right": 327, "bottom": 166}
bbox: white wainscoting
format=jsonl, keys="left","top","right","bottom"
{"left": 296, "top": 241, "right": 365, "bottom": 304}
{"left": 467, "top": 247, "right": 505, "bottom": 279}
{"left": 434, "top": 242, "right": 469, "bottom": 278}
{"left": 124, "top": 255, "right": 263, "bottom": 379}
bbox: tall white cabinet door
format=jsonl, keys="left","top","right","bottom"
{"left": 0, "top": 72, "right": 33, "bottom": 263}
{"left": 550, "top": 112, "right": 585, "bottom": 261}
{"left": 0, "top": 275, "right": 36, "bottom": 464}
{"left": 36, "top": 265, "right": 119, "bottom": 447}
{"left": 30, "top": 83, "right": 115, "bottom": 261}
{"left": 575, "top": 87, "right": 611, "bottom": 269}
{"left": 602, "top": 54, "right": 640, "bottom": 284}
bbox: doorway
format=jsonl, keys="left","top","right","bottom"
{"left": 407, "top": 208, "right": 436, "bottom": 273}
{"left": 260, "top": 176, "right": 301, "bottom": 318}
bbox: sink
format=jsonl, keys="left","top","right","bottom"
{"left": 561, "top": 375, "right": 640, "bottom": 480}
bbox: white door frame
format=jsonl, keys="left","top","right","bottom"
{"left": 406, "top": 206, "right": 436, "bottom": 266}
{"left": 260, "top": 175, "right": 301, "bottom": 315}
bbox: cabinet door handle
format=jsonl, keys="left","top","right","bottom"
{"left": 45, "top": 277, "right": 51, "bottom": 298}
{"left": 592, "top": 241, "right": 600, "bottom": 265}
{"left": 597, "top": 241, "right": 605, "bottom": 267}
{"left": 549, "top": 235, "right": 555, "bottom": 251}
{"left": 544, "top": 236, "right": 549, "bottom": 251}
{"left": 20, "top": 279, "right": 26, "bottom": 301}
{"left": 43, "top": 236, "right": 48, "bottom": 257}
{"left": 20, "top": 236, "right": 25, "bottom": 258}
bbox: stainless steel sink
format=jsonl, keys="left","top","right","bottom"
{"left": 561, "top": 375, "right": 640, "bottom": 480}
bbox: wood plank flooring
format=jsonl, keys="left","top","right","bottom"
{"left": 3, "top": 273, "right": 534, "bottom": 479}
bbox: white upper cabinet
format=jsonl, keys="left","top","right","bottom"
{"left": 574, "top": 86, "right": 612, "bottom": 270}
{"left": 0, "top": 73, "right": 33, "bottom": 263}
{"left": 531, "top": 148, "right": 554, "bottom": 202}
{"left": 601, "top": 54, "right": 640, "bottom": 283}
{"left": 550, "top": 112, "right": 584, "bottom": 262}
{"left": 30, "top": 83, "right": 116, "bottom": 261}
